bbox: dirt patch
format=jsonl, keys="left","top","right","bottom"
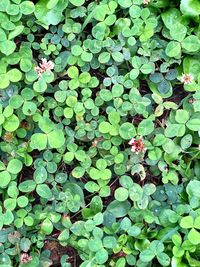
{"left": 44, "top": 240, "right": 81, "bottom": 267}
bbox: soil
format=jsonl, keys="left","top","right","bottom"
{"left": 44, "top": 241, "right": 81, "bottom": 267}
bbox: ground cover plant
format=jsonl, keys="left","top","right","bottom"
{"left": 0, "top": 0, "right": 200, "bottom": 266}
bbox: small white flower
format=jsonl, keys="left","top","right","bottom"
{"left": 131, "top": 145, "right": 138, "bottom": 153}
{"left": 143, "top": 0, "right": 150, "bottom": 4}
{"left": 128, "top": 137, "right": 145, "bottom": 154}
{"left": 20, "top": 253, "right": 32, "bottom": 264}
{"left": 35, "top": 58, "right": 54, "bottom": 76}
{"left": 180, "top": 73, "right": 194, "bottom": 85}
{"left": 128, "top": 138, "right": 135, "bottom": 146}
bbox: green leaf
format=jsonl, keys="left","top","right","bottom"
{"left": 119, "top": 122, "right": 136, "bottom": 140}
{"left": 162, "top": 8, "right": 181, "bottom": 29}
{"left": 88, "top": 238, "right": 103, "bottom": 252}
{"left": 69, "top": 0, "right": 85, "bottom": 6}
{"left": 180, "top": 215, "right": 194, "bottom": 228}
{"left": 41, "top": 218, "right": 53, "bottom": 234}
{"left": 35, "top": 0, "right": 68, "bottom": 28}
{"left": 79, "top": 72, "right": 91, "bottom": 84}
{"left": 157, "top": 252, "right": 170, "bottom": 266}
{"left": 7, "top": 159, "right": 22, "bottom": 174}
{"left": 170, "top": 23, "right": 187, "bottom": 42}
{"left": 102, "top": 236, "right": 117, "bottom": 250}
{"left": 181, "top": 134, "right": 192, "bottom": 150}
{"left": 127, "top": 226, "right": 141, "bottom": 237}
{"left": 58, "top": 229, "right": 69, "bottom": 243}
{"left": 182, "top": 35, "right": 200, "bottom": 52}
{"left": 150, "top": 73, "right": 164, "bottom": 83}
{"left": 20, "top": 237, "right": 31, "bottom": 252}
{"left": 48, "top": 130, "right": 65, "bottom": 148}
{"left": 112, "top": 51, "right": 124, "bottom": 63}
{"left": 186, "top": 119, "right": 200, "bottom": 131}
{"left": 20, "top": 1, "right": 35, "bottom": 15}
{"left": 0, "top": 171, "right": 11, "bottom": 188}
{"left": 188, "top": 228, "right": 200, "bottom": 245}
{"left": 165, "top": 41, "right": 181, "bottom": 57}
{"left": 47, "top": 0, "right": 59, "bottom": 9}
{"left": 67, "top": 66, "right": 79, "bottom": 79}
{"left": 22, "top": 101, "right": 37, "bottom": 116}
{"left": 108, "top": 111, "right": 120, "bottom": 125}
{"left": 34, "top": 167, "right": 47, "bottom": 184}
{"left": 17, "top": 196, "right": 29, "bottom": 208}
{"left": 39, "top": 117, "right": 54, "bottom": 133}
{"left": 130, "top": 69, "right": 139, "bottom": 79}
{"left": 36, "top": 184, "right": 53, "bottom": 199}
{"left": 72, "top": 166, "right": 85, "bottom": 178}
{"left": 99, "top": 121, "right": 112, "bottom": 134}
{"left": 112, "top": 84, "right": 124, "bottom": 97}
{"left": 30, "top": 133, "right": 47, "bottom": 150}
{"left": 107, "top": 200, "right": 131, "bottom": 218}
{"left": 0, "top": 40, "right": 16, "bottom": 56}
{"left": 33, "top": 78, "right": 47, "bottom": 92}
{"left": 165, "top": 123, "right": 185, "bottom": 137}
{"left": 180, "top": 0, "right": 200, "bottom": 17}
{"left": 194, "top": 216, "right": 200, "bottom": 229}
{"left": 8, "top": 26, "right": 24, "bottom": 40}
{"left": 158, "top": 80, "right": 171, "bottom": 94}
{"left": 140, "top": 250, "right": 155, "bottom": 262}
{"left": 114, "top": 187, "right": 129, "bottom": 202}
{"left": 19, "top": 180, "right": 36, "bottom": 193}
{"left": 129, "top": 183, "right": 143, "bottom": 201}
{"left": 0, "top": 28, "right": 6, "bottom": 41}
{"left": 0, "top": 74, "right": 9, "bottom": 89}
{"left": 98, "top": 52, "right": 111, "bottom": 64}
{"left": 118, "top": 0, "right": 132, "bottom": 8}
{"left": 140, "top": 63, "right": 155, "bottom": 74}
{"left": 3, "top": 114, "right": 19, "bottom": 132}
{"left": 175, "top": 110, "right": 189, "bottom": 124}
{"left": 138, "top": 119, "right": 154, "bottom": 136}
{"left": 95, "top": 248, "right": 108, "bottom": 264}
{"left": 4, "top": 198, "right": 16, "bottom": 210}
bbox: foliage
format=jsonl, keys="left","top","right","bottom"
{"left": 0, "top": 0, "right": 199, "bottom": 266}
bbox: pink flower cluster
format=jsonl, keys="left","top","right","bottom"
{"left": 143, "top": 0, "right": 150, "bottom": 4}
{"left": 129, "top": 138, "right": 145, "bottom": 154}
{"left": 20, "top": 253, "right": 32, "bottom": 264}
{"left": 35, "top": 58, "right": 54, "bottom": 76}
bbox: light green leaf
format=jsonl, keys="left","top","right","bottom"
{"left": 3, "top": 114, "right": 19, "bottom": 132}
{"left": 36, "top": 184, "right": 53, "bottom": 199}
{"left": 138, "top": 119, "right": 154, "bottom": 136}
{"left": 30, "top": 133, "right": 48, "bottom": 150}
{"left": 48, "top": 130, "right": 65, "bottom": 148}
{"left": 7, "top": 159, "right": 22, "bottom": 174}
{"left": 165, "top": 41, "right": 181, "bottom": 58}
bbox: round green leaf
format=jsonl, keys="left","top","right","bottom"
{"left": 7, "top": 159, "right": 22, "bottom": 174}
{"left": 36, "top": 184, "right": 53, "bottom": 199}
{"left": 165, "top": 41, "right": 181, "bottom": 58}
{"left": 47, "top": 130, "right": 65, "bottom": 149}
{"left": 137, "top": 119, "right": 154, "bottom": 136}
{"left": 69, "top": 0, "right": 85, "bottom": 6}
{"left": 0, "top": 171, "right": 11, "bottom": 188}
{"left": 114, "top": 187, "right": 129, "bottom": 202}
{"left": 119, "top": 122, "right": 136, "bottom": 140}
{"left": 3, "top": 114, "right": 19, "bottom": 132}
{"left": 20, "top": 1, "right": 35, "bottom": 15}
{"left": 30, "top": 133, "right": 47, "bottom": 150}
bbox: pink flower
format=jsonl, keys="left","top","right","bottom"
{"left": 180, "top": 73, "right": 194, "bottom": 85}
{"left": 143, "top": 0, "right": 150, "bottom": 4}
{"left": 35, "top": 58, "right": 54, "bottom": 76}
{"left": 129, "top": 138, "right": 145, "bottom": 154}
{"left": 20, "top": 253, "right": 32, "bottom": 264}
